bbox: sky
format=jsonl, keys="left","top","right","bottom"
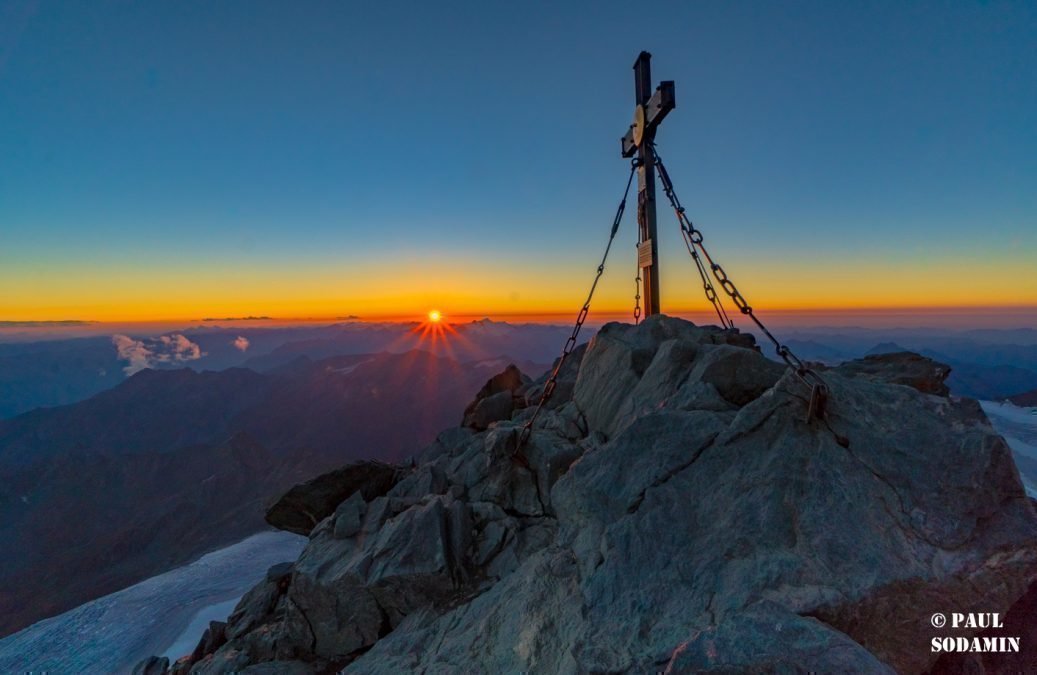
{"left": 1, "top": 0, "right": 1035, "bottom": 324}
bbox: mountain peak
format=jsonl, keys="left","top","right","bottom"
{"left": 139, "top": 315, "right": 1037, "bottom": 674}
{"left": 866, "top": 341, "right": 910, "bottom": 356}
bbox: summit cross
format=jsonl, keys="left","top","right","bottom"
{"left": 620, "top": 51, "right": 675, "bottom": 318}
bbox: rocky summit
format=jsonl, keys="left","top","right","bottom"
{"left": 138, "top": 315, "right": 1037, "bottom": 674}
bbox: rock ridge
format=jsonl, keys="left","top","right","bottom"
{"left": 137, "top": 315, "right": 1037, "bottom": 674}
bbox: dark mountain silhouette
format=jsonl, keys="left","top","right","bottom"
{"left": 0, "top": 367, "right": 271, "bottom": 467}
{"left": 0, "top": 337, "right": 126, "bottom": 419}
{"left": 1010, "top": 388, "right": 1037, "bottom": 407}
{"left": 865, "top": 341, "right": 909, "bottom": 355}
{"left": 780, "top": 338, "right": 853, "bottom": 364}
{"left": 0, "top": 320, "right": 566, "bottom": 418}
{"left": 0, "top": 349, "right": 536, "bottom": 637}
{"left": 918, "top": 350, "right": 1037, "bottom": 400}
{"left": 0, "top": 433, "right": 304, "bottom": 637}
{"left": 240, "top": 320, "right": 571, "bottom": 372}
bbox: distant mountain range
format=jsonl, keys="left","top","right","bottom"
{"left": 1011, "top": 389, "right": 1037, "bottom": 407}
{"left": 0, "top": 349, "right": 546, "bottom": 637}
{"left": 0, "top": 320, "right": 570, "bottom": 418}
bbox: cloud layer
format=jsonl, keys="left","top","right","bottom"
{"left": 232, "top": 336, "right": 250, "bottom": 351}
{"left": 112, "top": 333, "right": 204, "bottom": 375}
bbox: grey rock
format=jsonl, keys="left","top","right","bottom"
{"left": 387, "top": 456, "right": 451, "bottom": 502}
{"left": 685, "top": 342, "right": 786, "bottom": 406}
{"left": 188, "top": 621, "right": 227, "bottom": 664}
{"left": 446, "top": 497, "right": 473, "bottom": 583}
{"left": 835, "top": 350, "right": 952, "bottom": 396}
{"left": 361, "top": 495, "right": 391, "bottom": 534}
{"left": 462, "top": 364, "right": 529, "bottom": 429}
{"left": 225, "top": 569, "right": 288, "bottom": 641}
{"left": 474, "top": 519, "right": 509, "bottom": 567}
{"left": 524, "top": 342, "right": 589, "bottom": 410}
{"left": 285, "top": 571, "right": 382, "bottom": 660}
{"left": 417, "top": 426, "right": 476, "bottom": 464}
{"left": 464, "top": 389, "right": 515, "bottom": 430}
{"left": 573, "top": 315, "right": 768, "bottom": 438}
{"left": 265, "top": 561, "right": 293, "bottom": 583}
{"left": 165, "top": 315, "right": 1037, "bottom": 675}
{"left": 657, "top": 606, "right": 895, "bottom": 673}
{"left": 265, "top": 460, "right": 402, "bottom": 535}
{"left": 332, "top": 492, "right": 366, "bottom": 539}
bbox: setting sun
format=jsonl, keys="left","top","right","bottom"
{"left": 427, "top": 309, "right": 442, "bottom": 323}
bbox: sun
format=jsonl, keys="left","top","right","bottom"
{"left": 427, "top": 309, "right": 442, "bottom": 323}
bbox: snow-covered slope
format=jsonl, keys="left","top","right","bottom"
{"left": 0, "top": 531, "right": 304, "bottom": 674}
{"left": 981, "top": 400, "right": 1037, "bottom": 497}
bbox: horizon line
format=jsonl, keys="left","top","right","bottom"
{"left": 3, "top": 303, "right": 1037, "bottom": 326}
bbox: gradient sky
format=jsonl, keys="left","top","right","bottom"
{"left": 1, "top": 0, "right": 1035, "bottom": 322}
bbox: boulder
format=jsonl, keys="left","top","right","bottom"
{"left": 225, "top": 563, "right": 293, "bottom": 641}
{"left": 464, "top": 389, "right": 515, "bottom": 430}
{"left": 462, "top": 364, "right": 530, "bottom": 429}
{"left": 332, "top": 492, "right": 366, "bottom": 539}
{"left": 188, "top": 621, "right": 227, "bottom": 665}
{"left": 265, "top": 460, "right": 403, "bottom": 535}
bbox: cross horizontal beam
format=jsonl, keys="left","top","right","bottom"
{"left": 621, "top": 80, "right": 676, "bottom": 158}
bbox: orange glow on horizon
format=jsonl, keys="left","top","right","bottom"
{"left": 3, "top": 243, "right": 1036, "bottom": 324}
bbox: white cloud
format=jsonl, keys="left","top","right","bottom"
{"left": 232, "top": 336, "right": 250, "bottom": 352}
{"left": 111, "top": 333, "right": 205, "bottom": 375}
{"left": 112, "top": 335, "right": 152, "bottom": 376}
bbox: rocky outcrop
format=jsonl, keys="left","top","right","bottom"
{"left": 835, "top": 351, "right": 953, "bottom": 396}
{"left": 138, "top": 315, "right": 1037, "bottom": 674}
{"left": 522, "top": 342, "right": 588, "bottom": 412}
{"left": 264, "top": 461, "right": 402, "bottom": 536}
{"left": 461, "top": 363, "right": 531, "bottom": 430}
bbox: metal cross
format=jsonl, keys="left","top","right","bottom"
{"left": 621, "top": 51, "right": 675, "bottom": 317}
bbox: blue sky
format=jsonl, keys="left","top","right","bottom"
{"left": 1, "top": 0, "right": 1035, "bottom": 320}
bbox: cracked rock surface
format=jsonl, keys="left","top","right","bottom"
{"left": 142, "top": 315, "right": 1037, "bottom": 674}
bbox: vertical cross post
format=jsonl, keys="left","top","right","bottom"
{"left": 634, "top": 52, "right": 661, "bottom": 317}
{"left": 621, "top": 51, "right": 674, "bottom": 318}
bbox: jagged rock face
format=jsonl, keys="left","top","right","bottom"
{"left": 835, "top": 351, "right": 953, "bottom": 397}
{"left": 264, "top": 461, "right": 402, "bottom": 536}
{"left": 461, "top": 363, "right": 531, "bottom": 430}
{"left": 163, "top": 315, "right": 1037, "bottom": 674}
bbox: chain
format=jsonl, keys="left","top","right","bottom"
{"left": 651, "top": 149, "right": 733, "bottom": 330}
{"left": 517, "top": 159, "right": 640, "bottom": 451}
{"left": 650, "top": 144, "right": 845, "bottom": 444}
{"left": 633, "top": 257, "right": 642, "bottom": 325}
